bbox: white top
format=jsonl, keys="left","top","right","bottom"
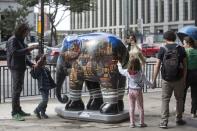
{"left": 117, "top": 63, "right": 153, "bottom": 90}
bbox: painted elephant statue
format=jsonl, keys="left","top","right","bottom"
{"left": 56, "top": 32, "right": 129, "bottom": 114}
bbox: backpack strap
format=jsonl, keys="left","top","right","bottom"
{"left": 161, "top": 44, "right": 181, "bottom": 64}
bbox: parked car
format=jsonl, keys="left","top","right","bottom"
{"left": 46, "top": 44, "right": 61, "bottom": 64}
{"left": 0, "top": 41, "right": 7, "bottom": 60}
{"left": 141, "top": 44, "right": 160, "bottom": 58}
{"left": 28, "top": 42, "right": 61, "bottom": 64}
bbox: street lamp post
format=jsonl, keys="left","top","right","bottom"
{"left": 39, "top": 0, "right": 44, "bottom": 55}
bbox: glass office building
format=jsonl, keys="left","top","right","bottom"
{"left": 70, "top": 0, "right": 195, "bottom": 38}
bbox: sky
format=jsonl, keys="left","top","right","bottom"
{"left": 34, "top": 6, "right": 70, "bottom": 31}
{"left": 55, "top": 10, "right": 70, "bottom": 30}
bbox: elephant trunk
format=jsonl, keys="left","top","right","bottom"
{"left": 56, "top": 86, "right": 68, "bottom": 103}
{"left": 55, "top": 65, "right": 69, "bottom": 104}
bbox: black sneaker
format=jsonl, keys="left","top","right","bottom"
{"left": 19, "top": 110, "right": 31, "bottom": 117}
{"left": 34, "top": 109, "right": 41, "bottom": 119}
{"left": 176, "top": 119, "right": 186, "bottom": 125}
{"left": 41, "top": 113, "right": 49, "bottom": 119}
{"left": 159, "top": 121, "right": 168, "bottom": 129}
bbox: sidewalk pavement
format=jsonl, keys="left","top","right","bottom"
{"left": 0, "top": 89, "right": 197, "bottom": 131}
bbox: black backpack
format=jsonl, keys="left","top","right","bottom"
{"left": 161, "top": 45, "right": 183, "bottom": 81}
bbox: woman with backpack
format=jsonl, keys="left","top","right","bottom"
{"left": 182, "top": 36, "right": 197, "bottom": 118}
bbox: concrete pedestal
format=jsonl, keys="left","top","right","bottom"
{"left": 55, "top": 106, "right": 129, "bottom": 123}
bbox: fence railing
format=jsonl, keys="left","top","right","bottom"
{"left": 0, "top": 62, "right": 161, "bottom": 103}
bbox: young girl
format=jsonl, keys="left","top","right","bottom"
{"left": 117, "top": 57, "right": 153, "bottom": 128}
{"left": 30, "top": 54, "right": 56, "bottom": 119}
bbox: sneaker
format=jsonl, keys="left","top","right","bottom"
{"left": 159, "top": 121, "right": 168, "bottom": 129}
{"left": 129, "top": 123, "right": 135, "bottom": 128}
{"left": 176, "top": 119, "right": 186, "bottom": 125}
{"left": 137, "top": 123, "right": 147, "bottom": 128}
{"left": 34, "top": 109, "right": 41, "bottom": 119}
{"left": 41, "top": 113, "right": 49, "bottom": 119}
{"left": 12, "top": 113, "right": 25, "bottom": 121}
{"left": 19, "top": 110, "right": 31, "bottom": 117}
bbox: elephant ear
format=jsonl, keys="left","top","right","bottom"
{"left": 63, "top": 51, "right": 80, "bottom": 61}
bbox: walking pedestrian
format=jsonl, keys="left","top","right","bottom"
{"left": 182, "top": 36, "right": 197, "bottom": 118}
{"left": 153, "top": 30, "right": 187, "bottom": 128}
{"left": 6, "top": 23, "right": 39, "bottom": 121}
{"left": 117, "top": 57, "right": 153, "bottom": 128}
{"left": 30, "top": 55, "right": 56, "bottom": 119}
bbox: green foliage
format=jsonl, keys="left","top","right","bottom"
{"left": 0, "top": 0, "right": 95, "bottom": 41}
{"left": 69, "top": 0, "right": 95, "bottom": 12}
{"left": 16, "top": 0, "right": 38, "bottom": 7}
{"left": 0, "top": 6, "right": 31, "bottom": 40}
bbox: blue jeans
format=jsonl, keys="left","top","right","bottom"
{"left": 36, "top": 90, "right": 49, "bottom": 114}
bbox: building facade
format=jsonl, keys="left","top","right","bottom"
{"left": 70, "top": 0, "right": 195, "bottom": 38}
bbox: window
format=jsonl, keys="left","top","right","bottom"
{"left": 109, "top": 0, "right": 112, "bottom": 26}
{"left": 72, "top": 12, "right": 75, "bottom": 29}
{"left": 104, "top": 0, "right": 107, "bottom": 26}
{"left": 95, "top": 0, "right": 98, "bottom": 27}
{"left": 175, "top": 0, "right": 179, "bottom": 21}
{"left": 160, "top": 0, "right": 164, "bottom": 22}
{"left": 135, "top": 0, "right": 138, "bottom": 24}
{"left": 191, "top": 0, "right": 195, "bottom": 20}
{"left": 147, "top": 0, "right": 151, "bottom": 23}
{"left": 92, "top": 7, "right": 95, "bottom": 28}
{"left": 155, "top": 0, "right": 158, "bottom": 22}
{"left": 168, "top": 0, "right": 172, "bottom": 21}
{"left": 77, "top": 14, "right": 79, "bottom": 29}
{"left": 119, "top": 0, "right": 122, "bottom": 25}
{"left": 87, "top": 11, "right": 90, "bottom": 28}
{"left": 130, "top": 0, "right": 133, "bottom": 24}
{"left": 142, "top": 0, "right": 145, "bottom": 23}
{"left": 184, "top": 0, "right": 188, "bottom": 20}
{"left": 113, "top": 0, "right": 116, "bottom": 26}
{"left": 80, "top": 13, "right": 82, "bottom": 29}
{"left": 100, "top": 0, "right": 103, "bottom": 27}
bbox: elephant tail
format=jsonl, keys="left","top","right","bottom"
{"left": 56, "top": 88, "right": 69, "bottom": 103}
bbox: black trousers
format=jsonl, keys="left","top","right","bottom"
{"left": 183, "top": 69, "right": 197, "bottom": 114}
{"left": 11, "top": 69, "right": 25, "bottom": 116}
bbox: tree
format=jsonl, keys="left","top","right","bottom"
{"left": 17, "top": 0, "right": 95, "bottom": 46}
{"left": 0, "top": 5, "right": 31, "bottom": 41}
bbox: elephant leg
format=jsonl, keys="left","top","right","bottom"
{"left": 85, "top": 81, "right": 103, "bottom": 110}
{"left": 56, "top": 66, "right": 68, "bottom": 103}
{"left": 118, "top": 74, "right": 126, "bottom": 111}
{"left": 100, "top": 71, "right": 120, "bottom": 115}
{"left": 65, "top": 78, "right": 84, "bottom": 111}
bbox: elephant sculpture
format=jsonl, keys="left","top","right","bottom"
{"left": 56, "top": 32, "right": 129, "bottom": 114}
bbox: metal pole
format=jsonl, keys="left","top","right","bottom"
{"left": 39, "top": 0, "right": 44, "bottom": 54}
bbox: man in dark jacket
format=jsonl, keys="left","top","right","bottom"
{"left": 6, "top": 23, "right": 38, "bottom": 121}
